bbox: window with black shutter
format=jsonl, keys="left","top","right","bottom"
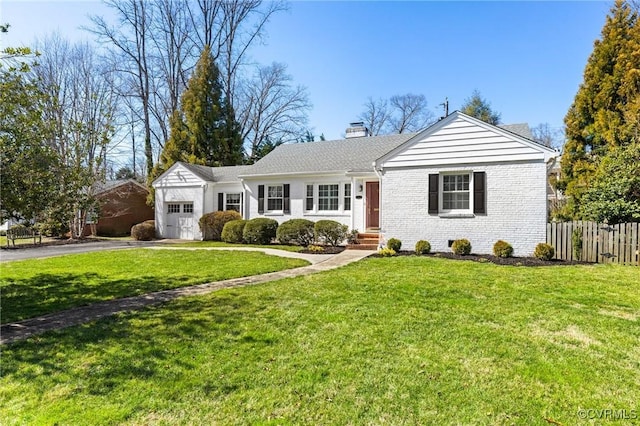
{"left": 428, "top": 174, "right": 439, "bottom": 214}
{"left": 473, "top": 172, "right": 486, "bottom": 214}
{"left": 258, "top": 185, "right": 265, "bottom": 214}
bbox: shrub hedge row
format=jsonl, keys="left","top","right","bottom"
{"left": 218, "top": 217, "right": 350, "bottom": 247}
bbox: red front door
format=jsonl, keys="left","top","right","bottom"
{"left": 366, "top": 181, "right": 380, "bottom": 229}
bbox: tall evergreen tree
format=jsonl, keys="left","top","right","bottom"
{"left": 559, "top": 0, "right": 640, "bottom": 218}
{"left": 152, "top": 45, "right": 244, "bottom": 180}
{"left": 460, "top": 90, "right": 501, "bottom": 125}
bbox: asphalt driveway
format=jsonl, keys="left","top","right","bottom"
{"left": 0, "top": 240, "right": 159, "bottom": 262}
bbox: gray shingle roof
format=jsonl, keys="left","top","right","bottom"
{"left": 240, "top": 133, "right": 416, "bottom": 177}
{"left": 95, "top": 179, "right": 147, "bottom": 194}
{"left": 174, "top": 120, "right": 545, "bottom": 181}
{"left": 179, "top": 162, "right": 253, "bottom": 182}
{"left": 499, "top": 123, "right": 534, "bottom": 140}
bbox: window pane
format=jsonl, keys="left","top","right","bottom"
{"left": 344, "top": 183, "right": 351, "bottom": 211}
{"left": 183, "top": 203, "right": 194, "bottom": 213}
{"left": 442, "top": 174, "right": 470, "bottom": 211}
{"left": 305, "top": 184, "right": 314, "bottom": 211}
{"left": 267, "top": 185, "right": 283, "bottom": 211}
{"left": 168, "top": 203, "right": 180, "bottom": 214}
{"left": 318, "top": 184, "right": 339, "bottom": 211}
{"left": 226, "top": 193, "right": 241, "bottom": 212}
{"left": 268, "top": 185, "right": 282, "bottom": 198}
{"left": 267, "top": 198, "right": 283, "bottom": 211}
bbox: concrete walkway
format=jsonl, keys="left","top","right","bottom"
{"left": 0, "top": 248, "right": 374, "bottom": 345}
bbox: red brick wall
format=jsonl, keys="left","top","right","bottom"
{"left": 84, "top": 182, "right": 155, "bottom": 237}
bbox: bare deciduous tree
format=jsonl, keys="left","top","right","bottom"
{"left": 238, "top": 62, "right": 311, "bottom": 161}
{"left": 388, "top": 93, "right": 435, "bottom": 133}
{"left": 358, "top": 93, "right": 435, "bottom": 135}
{"left": 531, "top": 123, "right": 564, "bottom": 149}
{"left": 88, "top": 0, "right": 155, "bottom": 178}
{"left": 358, "top": 97, "right": 390, "bottom": 136}
{"left": 88, "top": 0, "right": 289, "bottom": 172}
{"left": 34, "top": 34, "right": 118, "bottom": 238}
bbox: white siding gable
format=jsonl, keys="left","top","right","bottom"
{"left": 153, "top": 163, "right": 207, "bottom": 188}
{"left": 380, "top": 113, "right": 552, "bottom": 168}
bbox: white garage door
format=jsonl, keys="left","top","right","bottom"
{"left": 166, "top": 202, "right": 194, "bottom": 239}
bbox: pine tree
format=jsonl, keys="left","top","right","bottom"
{"left": 460, "top": 90, "right": 501, "bottom": 125}
{"left": 559, "top": 0, "right": 640, "bottom": 218}
{"left": 154, "top": 45, "right": 244, "bottom": 177}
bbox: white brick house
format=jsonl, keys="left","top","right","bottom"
{"left": 152, "top": 111, "right": 557, "bottom": 255}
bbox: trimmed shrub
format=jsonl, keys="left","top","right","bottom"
{"left": 243, "top": 218, "right": 278, "bottom": 244}
{"left": 415, "top": 240, "right": 431, "bottom": 255}
{"left": 314, "top": 220, "right": 348, "bottom": 246}
{"left": 387, "top": 238, "right": 402, "bottom": 252}
{"left": 534, "top": 243, "right": 555, "bottom": 261}
{"left": 378, "top": 247, "right": 396, "bottom": 257}
{"left": 347, "top": 229, "right": 359, "bottom": 244}
{"left": 131, "top": 221, "right": 155, "bottom": 241}
{"left": 221, "top": 219, "right": 247, "bottom": 243}
{"left": 276, "top": 219, "right": 315, "bottom": 246}
{"left": 451, "top": 238, "right": 472, "bottom": 255}
{"left": 199, "top": 210, "right": 242, "bottom": 241}
{"left": 493, "top": 240, "right": 514, "bottom": 258}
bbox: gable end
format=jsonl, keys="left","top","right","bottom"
{"left": 377, "top": 111, "right": 556, "bottom": 169}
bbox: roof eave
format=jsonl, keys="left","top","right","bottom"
{"left": 238, "top": 170, "right": 348, "bottom": 179}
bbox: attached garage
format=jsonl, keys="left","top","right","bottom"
{"left": 165, "top": 202, "right": 195, "bottom": 239}
{"left": 153, "top": 162, "right": 250, "bottom": 240}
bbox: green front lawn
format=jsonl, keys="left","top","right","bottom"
{"left": 173, "top": 240, "right": 304, "bottom": 252}
{"left": 0, "top": 249, "right": 308, "bottom": 323}
{"left": 1, "top": 257, "right": 639, "bottom": 425}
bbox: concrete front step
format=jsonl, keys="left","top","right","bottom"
{"left": 346, "top": 232, "right": 380, "bottom": 250}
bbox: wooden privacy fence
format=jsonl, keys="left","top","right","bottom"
{"left": 547, "top": 221, "right": 640, "bottom": 265}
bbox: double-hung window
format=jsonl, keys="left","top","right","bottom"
{"left": 305, "top": 184, "right": 314, "bottom": 211}
{"left": 267, "top": 185, "right": 283, "bottom": 211}
{"left": 344, "top": 183, "right": 352, "bottom": 211}
{"left": 442, "top": 174, "right": 470, "bottom": 211}
{"left": 226, "top": 193, "right": 241, "bottom": 212}
{"left": 429, "top": 171, "right": 486, "bottom": 216}
{"left": 318, "top": 184, "right": 339, "bottom": 211}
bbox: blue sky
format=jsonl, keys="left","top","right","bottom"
{"left": 1, "top": 1, "right": 611, "bottom": 140}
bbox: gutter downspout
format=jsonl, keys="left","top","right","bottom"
{"left": 200, "top": 183, "right": 207, "bottom": 241}
{"left": 240, "top": 178, "right": 247, "bottom": 220}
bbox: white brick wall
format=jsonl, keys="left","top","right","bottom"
{"left": 244, "top": 177, "right": 354, "bottom": 227}
{"left": 380, "top": 162, "right": 548, "bottom": 256}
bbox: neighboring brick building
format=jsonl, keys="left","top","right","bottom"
{"left": 85, "top": 179, "right": 154, "bottom": 237}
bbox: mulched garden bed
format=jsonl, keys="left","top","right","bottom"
{"left": 372, "top": 250, "right": 591, "bottom": 266}
{"left": 299, "top": 246, "right": 346, "bottom": 255}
